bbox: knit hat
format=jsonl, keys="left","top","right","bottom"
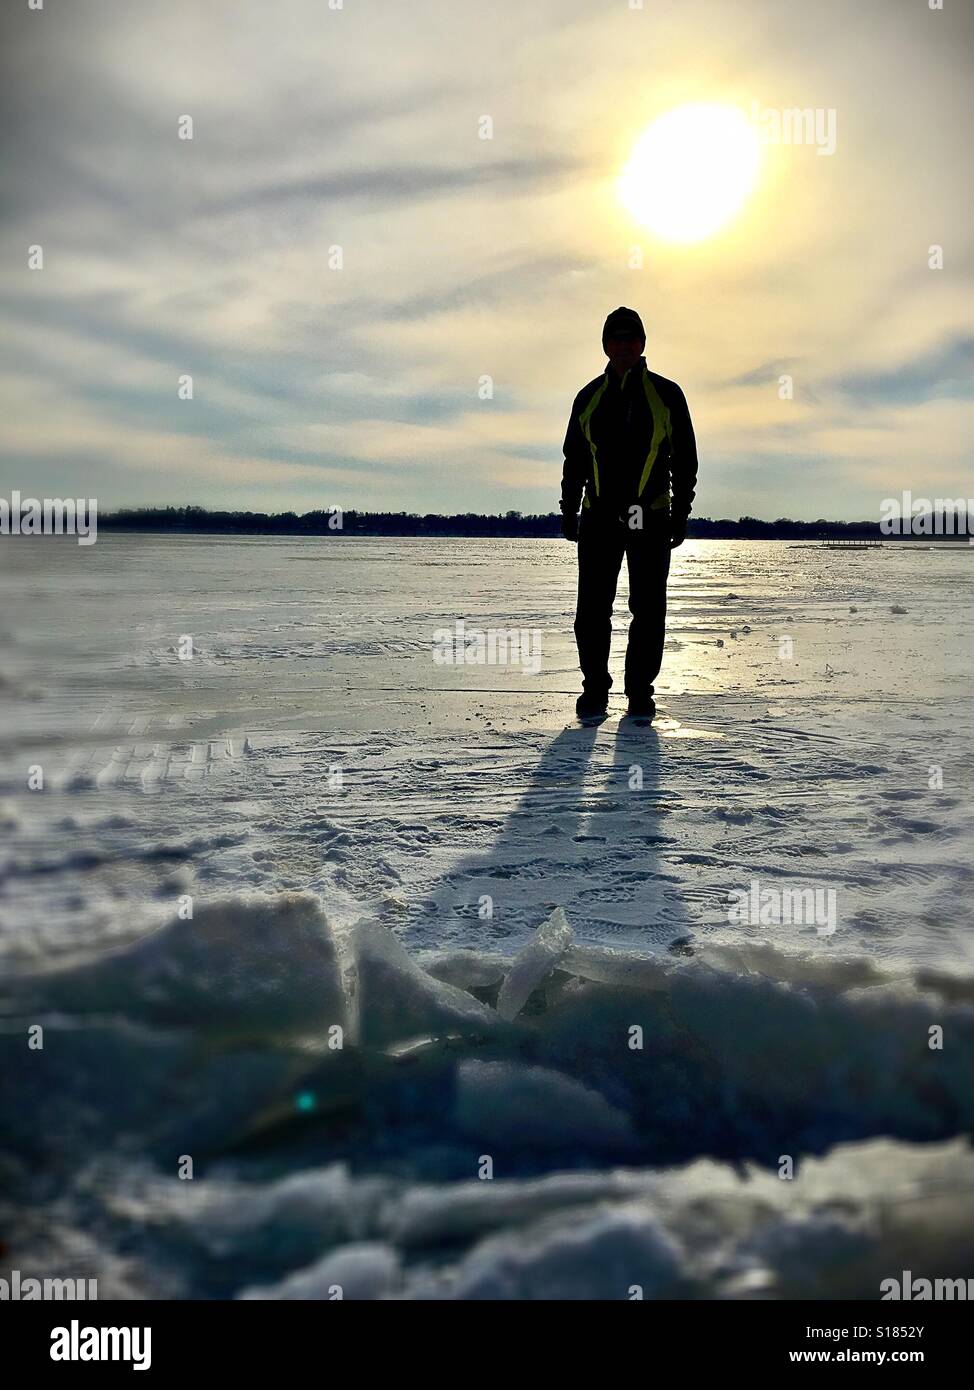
{"left": 602, "top": 306, "right": 645, "bottom": 345}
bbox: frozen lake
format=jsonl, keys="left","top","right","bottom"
{"left": 2, "top": 532, "right": 972, "bottom": 970}
{"left": 1, "top": 532, "right": 973, "bottom": 1300}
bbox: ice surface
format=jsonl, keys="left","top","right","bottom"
{"left": 2, "top": 533, "right": 972, "bottom": 1299}
{"left": 3, "top": 535, "right": 974, "bottom": 976}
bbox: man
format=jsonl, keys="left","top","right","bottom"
{"left": 560, "top": 306, "right": 698, "bottom": 720}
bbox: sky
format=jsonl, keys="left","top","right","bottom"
{"left": 1, "top": 0, "right": 972, "bottom": 521}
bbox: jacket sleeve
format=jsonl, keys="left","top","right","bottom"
{"left": 560, "top": 391, "right": 588, "bottom": 516}
{"left": 668, "top": 385, "right": 698, "bottom": 525}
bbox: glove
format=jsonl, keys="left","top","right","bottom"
{"left": 561, "top": 511, "right": 579, "bottom": 542}
{"left": 669, "top": 517, "right": 687, "bottom": 549}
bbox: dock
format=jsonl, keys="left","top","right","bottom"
{"left": 822, "top": 539, "right": 884, "bottom": 549}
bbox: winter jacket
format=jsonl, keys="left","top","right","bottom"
{"left": 560, "top": 357, "right": 698, "bottom": 524}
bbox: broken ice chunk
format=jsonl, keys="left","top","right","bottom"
{"left": 455, "top": 1059, "right": 632, "bottom": 1149}
{"left": 240, "top": 1242, "right": 400, "bottom": 1300}
{"left": 420, "top": 949, "right": 508, "bottom": 991}
{"left": 562, "top": 945, "right": 670, "bottom": 992}
{"left": 350, "top": 919, "right": 497, "bottom": 1047}
{"left": 496, "top": 907, "right": 573, "bottom": 1021}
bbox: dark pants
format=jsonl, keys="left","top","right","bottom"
{"left": 574, "top": 508, "right": 671, "bottom": 699}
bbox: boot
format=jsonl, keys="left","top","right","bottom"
{"left": 575, "top": 690, "right": 609, "bottom": 718}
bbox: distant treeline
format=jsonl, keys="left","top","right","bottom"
{"left": 98, "top": 506, "right": 960, "bottom": 540}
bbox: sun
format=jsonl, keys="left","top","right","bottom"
{"left": 619, "top": 102, "right": 760, "bottom": 244}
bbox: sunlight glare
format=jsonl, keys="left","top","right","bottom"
{"left": 619, "top": 103, "right": 761, "bottom": 244}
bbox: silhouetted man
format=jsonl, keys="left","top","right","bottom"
{"left": 560, "top": 306, "right": 698, "bottom": 720}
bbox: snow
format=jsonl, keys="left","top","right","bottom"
{"left": 0, "top": 531, "right": 971, "bottom": 1299}
{"left": 3, "top": 534, "right": 971, "bottom": 972}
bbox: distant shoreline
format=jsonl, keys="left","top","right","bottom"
{"left": 86, "top": 507, "right": 972, "bottom": 542}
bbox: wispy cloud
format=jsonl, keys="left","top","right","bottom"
{"left": 828, "top": 337, "right": 974, "bottom": 406}
{"left": 0, "top": 0, "right": 971, "bottom": 519}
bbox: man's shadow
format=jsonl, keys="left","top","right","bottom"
{"left": 422, "top": 720, "right": 691, "bottom": 954}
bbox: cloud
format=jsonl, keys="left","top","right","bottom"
{"left": 200, "top": 157, "right": 587, "bottom": 217}
{"left": 827, "top": 337, "right": 974, "bottom": 406}
{"left": 0, "top": 0, "right": 971, "bottom": 519}
{"left": 722, "top": 361, "right": 801, "bottom": 389}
